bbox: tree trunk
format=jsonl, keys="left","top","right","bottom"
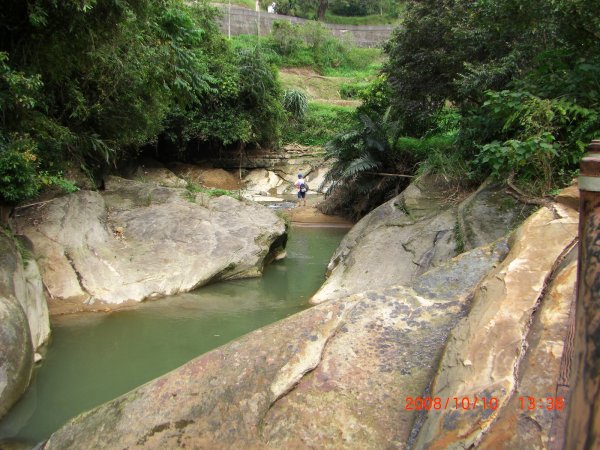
{"left": 316, "top": 0, "right": 328, "bottom": 21}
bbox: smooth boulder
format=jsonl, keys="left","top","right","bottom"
{"left": 43, "top": 240, "right": 507, "bottom": 449}
{"left": 14, "top": 177, "right": 287, "bottom": 308}
{"left": 310, "top": 175, "right": 460, "bottom": 304}
{"left": 311, "top": 176, "right": 534, "bottom": 305}
{"left": 0, "top": 231, "right": 50, "bottom": 419}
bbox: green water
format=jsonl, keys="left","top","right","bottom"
{"left": 0, "top": 225, "right": 347, "bottom": 446}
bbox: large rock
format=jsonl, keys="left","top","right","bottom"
{"left": 477, "top": 250, "right": 577, "bottom": 449}
{"left": 166, "top": 162, "right": 242, "bottom": 190}
{"left": 133, "top": 165, "right": 187, "bottom": 189}
{"left": 310, "top": 176, "right": 459, "bottom": 304}
{"left": 243, "top": 168, "right": 287, "bottom": 195}
{"left": 457, "top": 180, "right": 535, "bottom": 251}
{"left": 413, "top": 203, "right": 578, "bottom": 448}
{"left": 13, "top": 246, "right": 50, "bottom": 350}
{"left": 13, "top": 177, "right": 287, "bottom": 307}
{"left": 311, "top": 176, "right": 534, "bottom": 305}
{"left": 0, "top": 293, "right": 31, "bottom": 420}
{"left": 43, "top": 240, "right": 507, "bottom": 449}
{"left": 0, "top": 231, "right": 50, "bottom": 419}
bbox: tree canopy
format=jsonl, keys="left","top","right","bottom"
{"left": 0, "top": 0, "right": 284, "bottom": 203}
{"left": 323, "top": 0, "right": 600, "bottom": 218}
{"left": 266, "top": 0, "right": 399, "bottom": 20}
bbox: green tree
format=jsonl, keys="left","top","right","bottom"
{"left": 380, "top": 0, "right": 600, "bottom": 189}
{"left": 322, "top": 108, "right": 415, "bottom": 218}
{"left": 267, "top": 0, "right": 329, "bottom": 20}
{"left": 0, "top": 0, "right": 286, "bottom": 202}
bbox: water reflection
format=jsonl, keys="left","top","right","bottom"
{"left": 0, "top": 226, "right": 347, "bottom": 444}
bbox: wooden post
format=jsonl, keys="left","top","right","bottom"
{"left": 566, "top": 139, "right": 600, "bottom": 449}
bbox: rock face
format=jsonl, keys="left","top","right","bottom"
{"left": 13, "top": 177, "right": 287, "bottom": 307}
{"left": 458, "top": 180, "right": 535, "bottom": 250}
{"left": 133, "top": 158, "right": 187, "bottom": 188}
{"left": 41, "top": 178, "right": 580, "bottom": 449}
{"left": 0, "top": 231, "right": 50, "bottom": 420}
{"left": 242, "top": 165, "right": 327, "bottom": 197}
{"left": 211, "top": 147, "right": 330, "bottom": 196}
{"left": 413, "top": 203, "right": 578, "bottom": 449}
{"left": 167, "top": 162, "right": 242, "bottom": 191}
{"left": 310, "top": 176, "right": 528, "bottom": 304}
{"left": 43, "top": 240, "right": 508, "bottom": 450}
{"left": 311, "top": 176, "right": 530, "bottom": 305}
{"left": 477, "top": 250, "right": 577, "bottom": 449}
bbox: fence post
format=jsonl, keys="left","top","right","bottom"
{"left": 566, "top": 139, "right": 600, "bottom": 449}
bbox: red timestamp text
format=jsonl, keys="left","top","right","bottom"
{"left": 405, "top": 396, "right": 499, "bottom": 411}
{"left": 518, "top": 396, "right": 566, "bottom": 411}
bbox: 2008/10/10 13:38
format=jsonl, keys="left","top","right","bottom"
{"left": 405, "top": 396, "right": 500, "bottom": 411}
{"left": 405, "top": 396, "right": 566, "bottom": 411}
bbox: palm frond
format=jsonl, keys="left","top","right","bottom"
{"left": 341, "top": 154, "right": 380, "bottom": 179}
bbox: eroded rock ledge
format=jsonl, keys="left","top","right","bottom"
{"left": 41, "top": 179, "right": 580, "bottom": 449}
{"left": 13, "top": 176, "right": 287, "bottom": 311}
{"left": 43, "top": 240, "right": 509, "bottom": 449}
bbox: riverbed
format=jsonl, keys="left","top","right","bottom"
{"left": 0, "top": 225, "right": 348, "bottom": 446}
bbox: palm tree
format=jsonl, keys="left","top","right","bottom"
{"left": 321, "top": 107, "right": 411, "bottom": 218}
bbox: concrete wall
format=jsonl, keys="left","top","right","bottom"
{"left": 214, "top": 5, "right": 394, "bottom": 47}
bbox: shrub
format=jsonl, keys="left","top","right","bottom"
{"left": 282, "top": 102, "right": 356, "bottom": 146}
{"left": 283, "top": 89, "right": 308, "bottom": 120}
{"left": 0, "top": 135, "right": 40, "bottom": 203}
{"left": 467, "top": 90, "right": 599, "bottom": 191}
{"left": 339, "top": 81, "right": 369, "bottom": 99}
{"left": 270, "top": 21, "right": 303, "bottom": 56}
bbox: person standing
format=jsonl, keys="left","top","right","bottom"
{"left": 295, "top": 173, "right": 307, "bottom": 207}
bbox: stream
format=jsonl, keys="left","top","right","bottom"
{"left": 0, "top": 225, "right": 348, "bottom": 446}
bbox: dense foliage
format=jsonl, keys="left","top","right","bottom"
{"left": 231, "top": 20, "right": 371, "bottom": 73}
{"left": 329, "top": 0, "right": 399, "bottom": 18}
{"left": 384, "top": 0, "right": 600, "bottom": 186}
{"left": 0, "top": 0, "right": 284, "bottom": 203}
{"left": 262, "top": 0, "right": 400, "bottom": 22}
{"left": 323, "top": 0, "right": 600, "bottom": 218}
{"left": 283, "top": 103, "right": 356, "bottom": 146}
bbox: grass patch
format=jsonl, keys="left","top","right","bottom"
{"left": 323, "top": 12, "right": 400, "bottom": 26}
{"left": 321, "top": 47, "right": 384, "bottom": 77}
{"left": 279, "top": 69, "right": 356, "bottom": 102}
{"left": 278, "top": 48, "right": 383, "bottom": 103}
{"left": 396, "top": 134, "right": 471, "bottom": 184}
{"left": 185, "top": 181, "right": 239, "bottom": 202}
{"left": 203, "top": 188, "right": 238, "bottom": 197}
{"left": 339, "top": 81, "right": 370, "bottom": 99}
{"left": 282, "top": 102, "right": 357, "bottom": 146}
{"left": 454, "top": 220, "right": 465, "bottom": 254}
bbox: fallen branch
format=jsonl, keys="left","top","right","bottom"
{"left": 365, "top": 172, "right": 415, "bottom": 178}
{"left": 14, "top": 199, "right": 56, "bottom": 210}
{"left": 506, "top": 172, "right": 551, "bottom": 207}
